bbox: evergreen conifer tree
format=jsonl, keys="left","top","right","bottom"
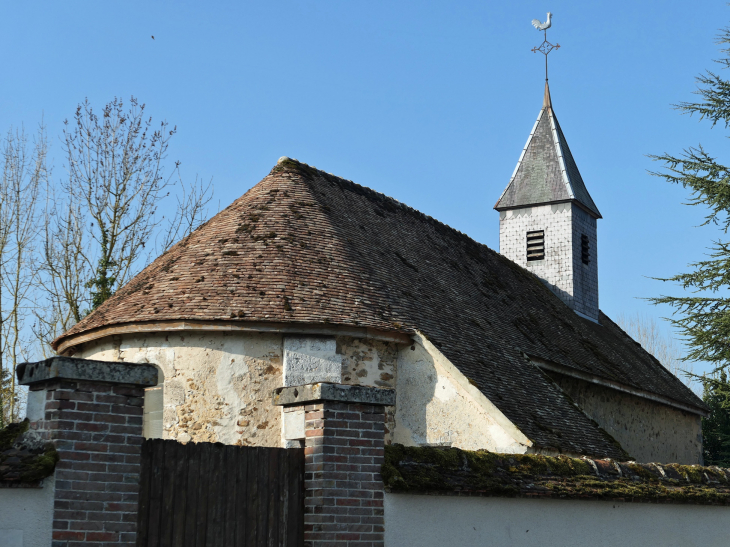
{"left": 701, "top": 372, "right": 730, "bottom": 466}
{"left": 650, "top": 26, "right": 730, "bottom": 465}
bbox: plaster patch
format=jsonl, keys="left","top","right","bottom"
{"left": 394, "top": 333, "right": 528, "bottom": 453}
{"left": 215, "top": 337, "right": 247, "bottom": 445}
{"left": 434, "top": 375, "right": 457, "bottom": 402}
{"left": 283, "top": 336, "right": 341, "bottom": 386}
{"left": 283, "top": 409, "right": 305, "bottom": 440}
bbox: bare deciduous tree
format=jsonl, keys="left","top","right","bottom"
{"left": 0, "top": 125, "right": 47, "bottom": 425}
{"left": 35, "top": 97, "right": 211, "bottom": 352}
{"left": 616, "top": 312, "right": 698, "bottom": 393}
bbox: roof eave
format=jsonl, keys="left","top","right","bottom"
{"left": 53, "top": 319, "right": 413, "bottom": 355}
{"left": 528, "top": 354, "right": 709, "bottom": 417}
{"left": 494, "top": 198, "right": 602, "bottom": 219}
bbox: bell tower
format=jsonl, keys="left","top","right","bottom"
{"left": 494, "top": 83, "right": 602, "bottom": 322}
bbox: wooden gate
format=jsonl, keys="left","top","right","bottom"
{"left": 136, "top": 439, "right": 304, "bottom": 547}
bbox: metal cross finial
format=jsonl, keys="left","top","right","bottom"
{"left": 531, "top": 13, "right": 560, "bottom": 81}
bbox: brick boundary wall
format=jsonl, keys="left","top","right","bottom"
{"left": 18, "top": 356, "right": 157, "bottom": 547}
{"left": 273, "top": 383, "right": 395, "bottom": 547}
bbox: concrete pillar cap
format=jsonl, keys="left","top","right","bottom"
{"left": 17, "top": 356, "right": 158, "bottom": 387}
{"left": 273, "top": 383, "right": 395, "bottom": 406}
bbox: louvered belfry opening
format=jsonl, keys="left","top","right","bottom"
{"left": 581, "top": 233, "right": 590, "bottom": 265}
{"left": 526, "top": 230, "right": 545, "bottom": 261}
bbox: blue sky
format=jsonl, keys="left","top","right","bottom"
{"left": 3, "top": 1, "right": 729, "bottom": 374}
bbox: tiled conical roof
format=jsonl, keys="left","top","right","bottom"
{"left": 54, "top": 158, "right": 705, "bottom": 459}
{"left": 495, "top": 82, "right": 601, "bottom": 218}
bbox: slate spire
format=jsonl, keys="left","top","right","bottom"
{"left": 495, "top": 81, "right": 601, "bottom": 218}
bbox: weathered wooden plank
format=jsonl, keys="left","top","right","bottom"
{"left": 257, "top": 447, "right": 270, "bottom": 547}
{"left": 195, "top": 443, "right": 212, "bottom": 547}
{"left": 135, "top": 439, "right": 153, "bottom": 547}
{"left": 246, "top": 446, "right": 260, "bottom": 546}
{"left": 206, "top": 443, "right": 225, "bottom": 547}
{"left": 214, "top": 443, "right": 228, "bottom": 546}
{"left": 146, "top": 440, "right": 166, "bottom": 547}
{"left": 288, "top": 448, "right": 304, "bottom": 547}
{"left": 223, "top": 445, "right": 239, "bottom": 546}
{"left": 183, "top": 442, "right": 201, "bottom": 547}
{"left": 160, "top": 441, "right": 177, "bottom": 547}
{"left": 267, "top": 448, "right": 281, "bottom": 547}
{"left": 170, "top": 440, "right": 189, "bottom": 547}
{"left": 235, "top": 443, "right": 249, "bottom": 546}
{"left": 279, "top": 449, "right": 290, "bottom": 547}
{"left": 277, "top": 448, "right": 289, "bottom": 547}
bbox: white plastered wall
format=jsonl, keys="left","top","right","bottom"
{"left": 77, "top": 328, "right": 529, "bottom": 453}
{"left": 385, "top": 493, "right": 730, "bottom": 547}
{"left": 392, "top": 332, "right": 531, "bottom": 453}
{"left": 0, "top": 474, "right": 55, "bottom": 547}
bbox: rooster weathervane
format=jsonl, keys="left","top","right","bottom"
{"left": 531, "top": 12, "right": 560, "bottom": 81}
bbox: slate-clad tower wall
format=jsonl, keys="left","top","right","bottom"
{"left": 498, "top": 203, "right": 598, "bottom": 320}
{"left": 495, "top": 83, "right": 601, "bottom": 321}
{"left": 571, "top": 205, "right": 598, "bottom": 319}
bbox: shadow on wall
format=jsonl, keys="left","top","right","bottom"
{"left": 392, "top": 342, "right": 439, "bottom": 447}
{"left": 541, "top": 278, "right": 572, "bottom": 309}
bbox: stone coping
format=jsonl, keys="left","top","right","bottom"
{"left": 383, "top": 444, "right": 730, "bottom": 505}
{"left": 273, "top": 383, "right": 396, "bottom": 406}
{"left": 17, "top": 356, "right": 158, "bottom": 387}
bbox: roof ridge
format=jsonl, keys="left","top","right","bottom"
{"left": 551, "top": 115, "right": 601, "bottom": 217}
{"left": 275, "top": 157, "right": 491, "bottom": 253}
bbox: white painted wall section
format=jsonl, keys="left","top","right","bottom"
{"left": 385, "top": 493, "right": 730, "bottom": 547}
{"left": 0, "top": 474, "right": 56, "bottom": 547}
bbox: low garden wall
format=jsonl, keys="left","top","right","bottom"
{"left": 383, "top": 445, "right": 730, "bottom": 547}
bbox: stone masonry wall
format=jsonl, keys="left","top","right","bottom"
{"left": 77, "top": 332, "right": 285, "bottom": 447}
{"left": 302, "top": 401, "right": 386, "bottom": 547}
{"left": 545, "top": 372, "right": 703, "bottom": 464}
{"left": 78, "top": 332, "right": 398, "bottom": 449}
{"left": 27, "top": 378, "right": 145, "bottom": 546}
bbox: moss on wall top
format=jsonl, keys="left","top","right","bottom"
{"left": 0, "top": 419, "right": 59, "bottom": 485}
{"left": 383, "top": 444, "right": 730, "bottom": 505}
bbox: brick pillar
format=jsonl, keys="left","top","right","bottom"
{"left": 18, "top": 356, "right": 157, "bottom": 547}
{"left": 273, "top": 383, "right": 395, "bottom": 547}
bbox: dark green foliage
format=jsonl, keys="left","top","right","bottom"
{"left": 702, "top": 372, "right": 730, "bottom": 466}
{"left": 649, "top": 27, "right": 730, "bottom": 370}
{"left": 649, "top": 25, "right": 730, "bottom": 461}
{"left": 87, "top": 226, "right": 118, "bottom": 312}
{"left": 0, "top": 417, "right": 28, "bottom": 451}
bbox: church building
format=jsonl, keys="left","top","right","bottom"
{"left": 52, "top": 83, "right": 708, "bottom": 465}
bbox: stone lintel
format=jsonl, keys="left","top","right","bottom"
{"left": 273, "top": 382, "right": 395, "bottom": 407}
{"left": 17, "top": 356, "right": 158, "bottom": 388}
